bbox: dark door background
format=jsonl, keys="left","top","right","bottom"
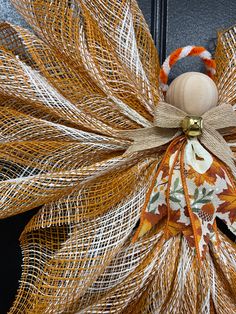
{"left": 0, "top": 1, "right": 236, "bottom": 313}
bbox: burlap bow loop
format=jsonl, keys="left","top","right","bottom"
{"left": 121, "top": 101, "right": 236, "bottom": 174}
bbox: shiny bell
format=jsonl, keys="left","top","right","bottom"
{"left": 181, "top": 116, "right": 203, "bottom": 137}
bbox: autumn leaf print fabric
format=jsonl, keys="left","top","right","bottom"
{"left": 136, "top": 137, "right": 236, "bottom": 260}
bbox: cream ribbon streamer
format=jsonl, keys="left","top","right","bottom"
{"left": 121, "top": 102, "right": 236, "bottom": 174}
{"left": 184, "top": 138, "right": 213, "bottom": 174}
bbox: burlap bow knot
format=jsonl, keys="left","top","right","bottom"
{"left": 122, "top": 101, "right": 236, "bottom": 174}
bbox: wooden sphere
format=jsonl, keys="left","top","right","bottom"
{"left": 166, "top": 72, "right": 218, "bottom": 116}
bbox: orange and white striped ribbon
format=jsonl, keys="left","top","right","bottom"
{"left": 159, "top": 46, "right": 216, "bottom": 92}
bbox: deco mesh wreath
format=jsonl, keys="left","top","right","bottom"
{"left": 0, "top": 0, "right": 235, "bottom": 313}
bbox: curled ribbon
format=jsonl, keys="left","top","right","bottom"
{"left": 121, "top": 102, "right": 236, "bottom": 174}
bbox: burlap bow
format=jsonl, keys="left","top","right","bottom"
{"left": 121, "top": 102, "right": 236, "bottom": 174}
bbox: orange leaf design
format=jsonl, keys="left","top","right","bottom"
{"left": 187, "top": 159, "right": 225, "bottom": 187}
{"left": 167, "top": 209, "right": 188, "bottom": 236}
{"left": 218, "top": 185, "right": 236, "bottom": 223}
{"left": 144, "top": 206, "right": 167, "bottom": 226}
{"left": 135, "top": 205, "right": 168, "bottom": 240}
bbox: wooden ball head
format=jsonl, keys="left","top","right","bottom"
{"left": 166, "top": 72, "right": 218, "bottom": 116}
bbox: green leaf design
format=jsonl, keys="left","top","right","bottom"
{"left": 194, "top": 188, "right": 199, "bottom": 200}
{"left": 150, "top": 192, "right": 160, "bottom": 204}
{"left": 197, "top": 199, "right": 211, "bottom": 204}
{"left": 175, "top": 188, "right": 184, "bottom": 194}
{"left": 192, "top": 207, "right": 200, "bottom": 212}
{"left": 169, "top": 195, "right": 180, "bottom": 203}
{"left": 174, "top": 177, "right": 179, "bottom": 190}
{"left": 207, "top": 190, "right": 214, "bottom": 196}
{"left": 202, "top": 187, "right": 206, "bottom": 196}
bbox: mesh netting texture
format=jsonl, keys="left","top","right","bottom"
{"left": 0, "top": 0, "right": 235, "bottom": 313}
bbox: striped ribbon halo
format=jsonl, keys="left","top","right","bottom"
{"left": 159, "top": 46, "right": 216, "bottom": 92}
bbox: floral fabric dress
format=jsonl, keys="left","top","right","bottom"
{"left": 135, "top": 137, "right": 236, "bottom": 260}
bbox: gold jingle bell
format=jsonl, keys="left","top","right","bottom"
{"left": 181, "top": 116, "right": 203, "bottom": 137}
